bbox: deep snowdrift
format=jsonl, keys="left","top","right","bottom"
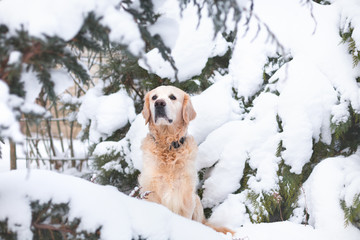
{"left": 1, "top": 161, "right": 359, "bottom": 239}
{"left": 0, "top": 170, "right": 226, "bottom": 240}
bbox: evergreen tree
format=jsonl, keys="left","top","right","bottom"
{"left": 1, "top": 0, "right": 360, "bottom": 238}
{"left": 77, "top": 0, "right": 360, "bottom": 229}
{"left": 85, "top": 1, "right": 240, "bottom": 193}
{"left": 0, "top": 13, "right": 101, "bottom": 142}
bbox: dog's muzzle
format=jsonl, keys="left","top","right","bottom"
{"left": 154, "top": 100, "right": 173, "bottom": 124}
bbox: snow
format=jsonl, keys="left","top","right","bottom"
{"left": 50, "top": 69, "right": 75, "bottom": 96}
{"left": 197, "top": 92, "right": 281, "bottom": 208}
{"left": 100, "top": 5, "right": 144, "bottom": 55}
{"left": 208, "top": 153, "right": 360, "bottom": 240}
{"left": 0, "top": 137, "right": 91, "bottom": 176}
{"left": 77, "top": 81, "right": 136, "bottom": 143}
{"left": 8, "top": 51, "right": 22, "bottom": 65}
{"left": 0, "top": 0, "right": 144, "bottom": 55}
{"left": 236, "top": 221, "right": 325, "bottom": 240}
{"left": 19, "top": 67, "right": 74, "bottom": 110}
{"left": 148, "top": 16, "right": 179, "bottom": 49}
{"left": 189, "top": 74, "right": 241, "bottom": 144}
{"left": 0, "top": 169, "right": 226, "bottom": 240}
{"left": 276, "top": 58, "right": 338, "bottom": 173}
{"left": 0, "top": 81, "right": 23, "bottom": 142}
{"left": 19, "top": 69, "right": 42, "bottom": 104}
{"left": 0, "top": 163, "right": 359, "bottom": 239}
{"left": 294, "top": 153, "right": 360, "bottom": 240}
{"left": 229, "top": 13, "right": 278, "bottom": 100}
{"left": 209, "top": 192, "right": 251, "bottom": 231}
{"left": 139, "top": 0, "right": 229, "bottom": 81}
{"left": 1, "top": 0, "right": 360, "bottom": 239}
{"left": 331, "top": 100, "right": 350, "bottom": 125}
{"left": 336, "top": 0, "right": 360, "bottom": 51}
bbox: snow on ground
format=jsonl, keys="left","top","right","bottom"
{"left": 0, "top": 169, "right": 227, "bottom": 240}
{"left": 0, "top": 159, "right": 359, "bottom": 239}
{"left": 236, "top": 221, "right": 325, "bottom": 240}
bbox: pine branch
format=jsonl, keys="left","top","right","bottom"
{"left": 341, "top": 193, "right": 360, "bottom": 229}
{"left": 32, "top": 222, "right": 77, "bottom": 238}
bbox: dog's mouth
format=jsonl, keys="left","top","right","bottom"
{"left": 155, "top": 107, "right": 173, "bottom": 124}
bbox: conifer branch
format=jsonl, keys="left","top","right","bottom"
{"left": 32, "top": 222, "right": 77, "bottom": 238}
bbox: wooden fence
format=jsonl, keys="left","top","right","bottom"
{"left": 10, "top": 117, "right": 93, "bottom": 172}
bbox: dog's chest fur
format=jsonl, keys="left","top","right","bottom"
{"left": 139, "top": 134, "right": 198, "bottom": 213}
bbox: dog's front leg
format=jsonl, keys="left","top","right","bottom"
{"left": 177, "top": 192, "right": 197, "bottom": 219}
{"left": 192, "top": 195, "right": 205, "bottom": 222}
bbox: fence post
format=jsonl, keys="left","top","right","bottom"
{"left": 10, "top": 140, "right": 17, "bottom": 170}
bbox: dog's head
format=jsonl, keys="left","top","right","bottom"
{"left": 142, "top": 86, "right": 196, "bottom": 126}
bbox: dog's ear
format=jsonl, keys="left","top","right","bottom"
{"left": 142, "top": 92, "right": 151, "bottom": 125}
{"left": 182, "top": 94, "right": 196, "bottom": 124}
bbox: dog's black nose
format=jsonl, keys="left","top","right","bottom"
{"left": 155, "top": 99, "right": 166, "bottom": 107}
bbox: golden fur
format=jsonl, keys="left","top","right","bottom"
{"left": 139, "top": 86, "right": 234, "bottom": 235}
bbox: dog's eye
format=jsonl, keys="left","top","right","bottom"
{"left": 152, "top": 95, "right": 158, "bottom": 101}
{"left": 169, "top": 94, "right": 176, "bottom": 100}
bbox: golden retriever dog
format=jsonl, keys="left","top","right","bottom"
{"left": 139, "top": 85, "right": 234, "bottom": 235}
